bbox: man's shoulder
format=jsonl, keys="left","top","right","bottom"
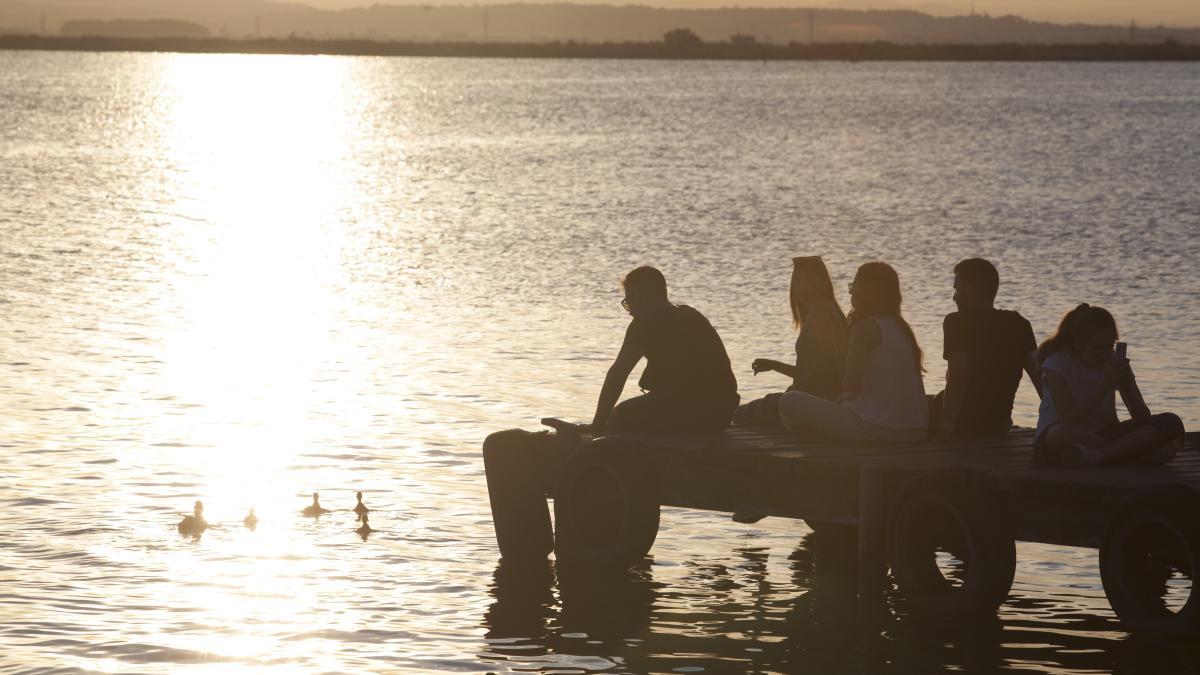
{"left": 951, "top": 308, "right": 1031, "bottom": 328}
{"left": 996, "top": 308, "right": 1031, "bottom": 323}
{"left": 673, "top": 303, "right": 711, "bottom": 323}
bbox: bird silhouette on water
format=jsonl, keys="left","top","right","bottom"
{"left": 353, "top": 491, "right": 369, "bottom": 522}
{"left": 356, "top": 512, "right": 373, "bottom": 540}
{"left": 178, "top": 500, "right": 208, "bottom": 537}
{"left": 303, "top": 492, "right": 331, "bottom": 517}
{"left": 243, "top": 508, "right": 258, "bottom": 530}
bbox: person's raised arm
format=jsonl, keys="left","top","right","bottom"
{"left": 589, "top": 324, "right": 644, "bottom": 431}
{"left": 1023, "top": 350, "right": 1043, "bottom": 399}
{"left": 1117, "top": 363, "right": 1151, "bottom": 421}
{"left": 841, "top": 318, "right": 881, "bottom": 397}
{"left": 942, "top": 351, "right": 968, "bottom": 431}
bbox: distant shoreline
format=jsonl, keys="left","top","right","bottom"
{"left": 3, "top": 34, "right": 1200, "bottom": 61}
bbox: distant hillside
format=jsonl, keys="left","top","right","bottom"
{"left": 61, "top": 19, "right": 210, "bottom": 39}
{"left": 217, "top": 4, "right": 1200, "bottom": 44}
{"left": 3, "top": 2, "right": 1198, "bottom": 44}
{"left": 6, "top": 34, "right": 1198, "bottom": 61}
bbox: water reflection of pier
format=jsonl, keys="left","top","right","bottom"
{"left": 481, "top": 532, "right": 1200, "bottom": 673}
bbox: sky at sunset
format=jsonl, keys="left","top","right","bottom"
{"left": 12, "top": 0, "right": 1200, "bottom": 27}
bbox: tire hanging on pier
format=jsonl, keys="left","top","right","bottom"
{"left": 553, "top": 438, "right": 660, "bottom": 568}
{"left": 1100, "top": 484, "right": 1200, "bottom": 636}
{"left": 886, "top": 469, "right": 1016, "bottom": 613}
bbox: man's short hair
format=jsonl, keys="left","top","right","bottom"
{"left": 623, "top": 266, "right": 667, "bottom": 299}
{"left": 954, "top": 257, "right": 1000, "bottom": 303}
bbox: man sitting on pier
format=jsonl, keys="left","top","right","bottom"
{"left": 583, "top": 266, "right": 739, "bottom": 433}
{"left": 934, "top": 258, "right": 1042, "bottom": 437}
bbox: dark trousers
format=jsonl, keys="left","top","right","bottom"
{"left": 732, "top": 392, "right": 785, "bottom": 427}
{"left": 609, "top": 393, "right": 740, "bottom": 433}
{"left": 1034, "top": 412, "right": 1186, "bottom": 466}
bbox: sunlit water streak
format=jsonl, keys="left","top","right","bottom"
{"left": 1, "top": 52, "right": 1199, "bottom": 673}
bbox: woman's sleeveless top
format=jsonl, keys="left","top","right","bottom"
{"left": 850, "top": 316, "right": 928, "bottom": 432}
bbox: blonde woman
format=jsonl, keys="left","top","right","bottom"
{"left": 734, "top": 256, "right": 848, "bottom": 426}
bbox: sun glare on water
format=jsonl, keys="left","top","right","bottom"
{"left": 152, "top": 54, "right": 369, "bottom": 524}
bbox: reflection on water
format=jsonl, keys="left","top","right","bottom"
{"left": 484, "top": 534, "right": 1200, "bottom": 674}
{"left": 1, "top": 51, "right": 1199, "bottom": 672}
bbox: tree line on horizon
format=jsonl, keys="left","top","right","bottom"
{"left": 2, "top": 5, "right": 1199, "bottom": 46}
{"left": 4, "top": 32, "right": 1199, "bottom": 62}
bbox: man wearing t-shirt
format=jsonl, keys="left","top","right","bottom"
{"left": 936, "top": 258, "right": 1042, "bottom": 437}
{"left": 583, "top": 266, "right": 739, "bottom": 433}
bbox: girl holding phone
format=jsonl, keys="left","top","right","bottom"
{"left": 1034, "top": 304, "right": 1184, "bottom": 466}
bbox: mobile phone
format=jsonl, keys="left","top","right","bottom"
{"left": 1114, "top": 342, "right": 1127, "bottom": 360}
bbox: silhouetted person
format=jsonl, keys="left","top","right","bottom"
{"left": 1034, "top": 304, "right": 1184, "bottom": 466}
{"left": 302, "top": 492, "right": 330, "bottom": 517}
{"left": 932, "top": 258, "right": 1041, "bottom": 437}
{"left": 735, "top": 255, "right": 847, "bottom": 426}
{"left": 353, "top": 491, "right": 369, "bottom": 522}
{"left": 243, "top": 507, "right": 258, "bottom": 530}
{"left": 584, "top": 266, "right": 738, "bottom": 433}
{"left": 779, "top": 262, "right": 927, "bottom": 442}
{"left": 178, "top": 500, "right": 208, "bottom": 537}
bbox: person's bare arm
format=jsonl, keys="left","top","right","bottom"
{"left": 589, "top": 325, "right": 644, "bottom": 430}
{"left": 942, "top": 351, "right": 968, "bottom": 431}
{"left": 1117, "top": 365, "right": 1151, "bottom": 420}
{"left": 751, "top": 358, "right": 798, "bottom": 379}
{"left": 841, "top": 318, "right": 881, "bottom": 396}
{"left": 1023, "top": 350, "right": 1043, "bottom": 399}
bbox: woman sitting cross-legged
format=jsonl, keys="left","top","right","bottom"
{"left": 734, "top": 255, "right": 848, "bottom": 427}
{"left": 1034, "top": 304, "right": 1184, "bottom": 467}
{"left": 778, "top": 261, "right": 928, "bottom": 443}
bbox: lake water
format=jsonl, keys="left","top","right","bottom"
{"left": 1, "top": 51, "right": 1199, "bottom": 673}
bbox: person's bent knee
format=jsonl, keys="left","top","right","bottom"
{"left": 777, "top": 391, "right": 809, "bottom": 431}
{"left": 1150, "top": 412, "right": 1185, "bottom": 440}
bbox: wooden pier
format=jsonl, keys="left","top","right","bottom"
{"left": 483, "top": 426, "right": 1200, "bottom": 636}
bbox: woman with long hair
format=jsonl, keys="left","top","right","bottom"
{"left": 778, "top": 261, "right": 928, "bottom": 442}
{"left": 1034, "top": 303, "right": 1183, "bottom": 466}
{"left": 734, "top": 256, "right": 847, "bottom": 426}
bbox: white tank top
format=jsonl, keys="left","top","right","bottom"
{"left": 851, "top": 317, "right": 929, "bottom": 431}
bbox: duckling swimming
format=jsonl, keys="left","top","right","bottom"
{"left": 356, "top": 512, "right": 373, "bottom": 540}
{"left": 353, "top": 491, "right": 369, "bottom": 522}
{"left": 178, "top": 500, "right": 208, "bottom": 537}
{"left": 302, "top": 492, "right": 330, "bottom": 518}
{"left": 243, "top": 507, "right": 258, "bottom": 530}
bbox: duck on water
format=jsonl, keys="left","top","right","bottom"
{"left": 303, "top": 492, "right": 331, "bottom": 517}
{"left": 178, "top": 500, "right": 208, "bottom": 537}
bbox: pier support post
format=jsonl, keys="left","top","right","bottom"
{"left": 857, "top": 466, "right": 893, "bottom": 595}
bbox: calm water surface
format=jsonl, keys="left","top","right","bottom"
{"left": 2, "top": 52, "right": 1199, "bottom": 673}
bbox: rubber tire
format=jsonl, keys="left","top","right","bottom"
{"left": 1100, "top": 484, "right": 1200, "bottom": 637}
{"left": 483, "top": 430, "right": 555, "bottom": 561}
{"left": 886, "top": 469, "right": 1016, "bottom": 613}
{"left": 553, "top": 439, "right": 660, "bottom": 568}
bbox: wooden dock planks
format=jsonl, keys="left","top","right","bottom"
{"left": 597, "top": 427, "right": 1199, "bottom": 549}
